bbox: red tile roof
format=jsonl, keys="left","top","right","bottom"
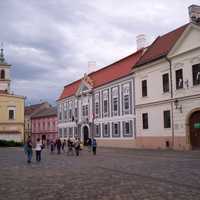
{"left": 59, "top": 49, "right": 144, "bottom": 100}
{"left": 135, "top": 23, "right": 189, "bottom": 67}
{"left": 25, "top": 102, "right": 47, "bottom": 115}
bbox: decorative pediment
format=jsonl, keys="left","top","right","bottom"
{"left": 168, "top": 24, "right": 200, "bottom": 58}
{"left": 75, "top": 74, "right": 93, "bottom": 96}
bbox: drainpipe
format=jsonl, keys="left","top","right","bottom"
{"left": 165, "top": 56, "right": 175, "bottom": 149}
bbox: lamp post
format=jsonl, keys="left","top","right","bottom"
{"left": 174, "top": 99, "right": 183, "bottom": 113}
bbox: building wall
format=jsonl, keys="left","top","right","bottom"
{"left": 31, "top": 115, "right": 58, "bottom": 144}
{"left": 58, "top": 75, "right": 136, "bottom": 146}
{"left": 0, "top": 94, "right": 24, "bottom": 142}
{"left": 134, "top": 25, "right": 200, "bottom": 150}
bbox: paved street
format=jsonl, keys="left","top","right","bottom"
{"left": 0, "top": 147, "right": 200, "bottom": 200}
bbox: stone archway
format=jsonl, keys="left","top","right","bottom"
{"left": 189, "top": 111, "right": 200, "bottom": 149}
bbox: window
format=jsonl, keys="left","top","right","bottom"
{"left": 164, "top": 110, "right": 171, "bottom": 128}
{"left": 8, "top": 108, "right": 15, "bottom": 120}
{"left": 142, "top": 80, "right": 147, "bottom": 97}
{"left": 64, "top": 128, "right": 67, "bottom": 138}
{"left": 59, "top": 104, "right": 62, "bottom": 120}
{"left": 74, "top": 127, "right": 78, "bottom": 137}
{"left": 59, "top": 128, "right": 62, "bottom": 138}
{"left": 43, "top": 121, "right": 45, "bottom": 130}
{"left": 102, "top": 90, "right": 109, "bottom": 117}
{"left": 176, "top": 69, "right": 183, "bottom": 89}
{"left": 162, "top": 73, "right": 169, "bottom": 93}
{"left": 123, "top": 120, "right": 133, "bottom": 137}
{"left": 103, "top": 123, "right": 110, "bottom": 137}
{"left": 95, "top": 102, "right": 99, "bottom": 117}
{"left": 82, "top": 105, "right": 88, "bottom": 117}
{"left": 0, "top": 70, "right": 5, "bottom": 79}
{"left": 52, "top": 121, "right": 55, "bottom": 130}
{"left": 64, "top": 103, "right": 67, "bottom": 119}
{"left": 123, "top": 83, "right": 130, "bottom": 114}
{"left": 48, "top": 121, "right": 50, "bottom": 130}
{"left": 74, "top": 107, "right": 78, "bottom": 118}
{"left": 94, "top": 124, "right": 101, "bottom": 137}
{"left": 142, "top": 113, "right": 148, "bottom": 129}
{"left": 69, "top": 127, "right": 73, "bottom": 138}
{"left": 124, "top": 95, "right": 129, "bottom": 110}
{"left": 69, "top": 109, "right": 72, "bottom": 119}
{"left": 103, "top": 99, "right": 108, "bottom": 113}
{"left": 113, "top": 97, "right": 118, "bottom": 114}
{"left": 192, "top": 64, "right": 200, "bottom": 86}
{"left": 112, "top": 122, "right": 120, "bottom": 137}
{"left": 95, "top": 93, "right": 100, "bottom": 118}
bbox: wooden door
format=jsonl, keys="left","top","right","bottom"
{"left": 190, "top": 111, "right": 200, "bottom": 149}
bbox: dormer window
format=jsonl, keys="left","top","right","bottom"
{"left": 0, "top": 70, "right": 5, "bottom": 79}
{"left": 176, "top": 69, "right": 183, "bottom": 89}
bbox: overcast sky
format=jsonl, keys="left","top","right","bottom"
{"left": 0, "top": 0, "right": 199, "bottom": 105}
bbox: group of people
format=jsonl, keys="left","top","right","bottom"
{"left": 24, "top": 136, "right": 97, "bottom": 163}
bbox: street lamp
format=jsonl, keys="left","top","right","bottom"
{"left": 174, "top": 99, "right": 183, "bottom": 113}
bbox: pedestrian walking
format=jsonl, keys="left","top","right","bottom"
{"left": 24, "top": 136, "right": 33, "bottom": 163}
{"left": 74, "top": 137, "right": 80, "bottom": 156}
{"left": 87, "top": 138, "right": 92, "bottom": 152}
{"left": 67, "top": 138, "right": 74, "bottom": 156}
{"left": 50, "top": 140, "right": 54, "bottom": 153}
{"left": 35, "top": 138, "right": 42, "bottom": 162}
{"left": 56, "top": 139, "right": 62, "bottom": 154}
{"left": 62, "top": 139, "right": 66, "bottom": 153}
{"left": 91, "top": 138, "right": 97, "bottom": 155}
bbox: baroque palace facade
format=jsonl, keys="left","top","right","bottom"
{"left": 58, "top": 5, "right": 200, "bottom": 150}
{"left": 0, "top": 48, "right": 25, "bottom": 142}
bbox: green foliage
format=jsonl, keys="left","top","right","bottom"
{"left": 0, "top": 140, "right": 23, "bottom": 147}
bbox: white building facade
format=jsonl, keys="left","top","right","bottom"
{"left": 133, "top": 22, "right": 200, "bottom": 150}
{"left": 58, "top": 51, "right": 143, "bottom": 147}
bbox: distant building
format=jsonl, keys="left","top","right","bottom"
{"left": 25, "top": 102, "right": 50, "bottom": 140}
{"left": 0, "top": 47, "right": 25, "bottom": 142}
{"left": 31, "top": 106, "right": 58, "bottom": 145}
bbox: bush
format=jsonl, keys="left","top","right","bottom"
{"left": 0, "top": 140, "right": 23, "bottom": 147}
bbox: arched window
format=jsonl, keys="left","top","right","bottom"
{"left": 0, "top": 70, "right": 5, "bottom": 79}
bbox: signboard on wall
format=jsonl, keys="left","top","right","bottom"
{"left": 194, "top": 123, "right": 200, "bottom": 129}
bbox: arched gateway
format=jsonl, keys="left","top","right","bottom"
{"left": 189, "top": 111, "right": 200, "bottom": 149}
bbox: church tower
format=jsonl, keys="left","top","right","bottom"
{"left": 0, "top": 46, "right": 11, "bottom": 93}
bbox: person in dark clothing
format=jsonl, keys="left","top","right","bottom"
{"left": 24, "top": 136, "right": 33, "bottom": 163}
{"left": 50, "top": 140, "right": 54, "bottom": 154}
{"left": 67, "top": 138, "right": 74, "bottom": 156}
{"left": 62, "top": 139, "right": 66, "bottom": 153}
{"left": 91, "top": 138, "right": 97, "bottom": 155}
{"left": 56, "top": 139, "right": 62, "bottom": 154}
{"left": 74, "top": 137, "right": 80, "bottom": 156}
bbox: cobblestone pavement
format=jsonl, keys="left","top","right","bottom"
{"left": 0, "top": 147, "right": 200, "bottom": 200}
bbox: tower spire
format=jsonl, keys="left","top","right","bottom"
{"left": 0, "top": 42, "right": 5, "bottom": 63}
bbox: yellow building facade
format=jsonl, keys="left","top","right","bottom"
{"left": 0, "top": 47, "right": 25, "bottom": 142}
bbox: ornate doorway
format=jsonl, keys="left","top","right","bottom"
{"left": 83, "top": 126, "right": 89, "bottom": 145}
{"left": 189, "top": 111, "right": 200, "bottom": 149}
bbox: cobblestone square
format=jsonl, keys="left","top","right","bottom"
{"left": 0, "top": 147, "right": 200, "bottom": 200}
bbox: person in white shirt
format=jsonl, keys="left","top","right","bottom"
{"left": 35, "top": 138, "right": 42, "bottom": 162}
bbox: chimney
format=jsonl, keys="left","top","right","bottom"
{"left": 188, "top": 5, "right": 200, "bottom": 24}
{"left": 136, "top": 34, "right": 146, "bottom": 50}
{"left": 88, "top": 61, "right": 96, "bottom": 73}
